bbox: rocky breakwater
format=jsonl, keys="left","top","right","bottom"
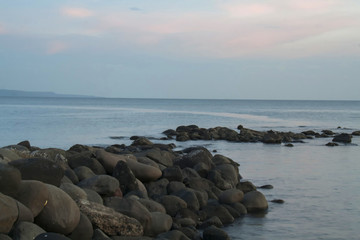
{"left": 163, "top": 125, "right": 358, "bottom": 146}
{"left": 0, "top": 139, "right": 269, "bottom": 240}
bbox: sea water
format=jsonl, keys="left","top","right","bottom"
{"left": 0, "top": 97, "right": 359, "bottom": 239}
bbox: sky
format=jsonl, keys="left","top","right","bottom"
{"left": 1, "top": 0, "right": 360, "bottom": 100}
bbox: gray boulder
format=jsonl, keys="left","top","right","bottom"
{"left": 15, "top": 180, "right": 49, "bottom": 217}
{"left": 145, "top": 178, "right": 169, "bottom": 199}
{"left": 0, "top": 163, "right": 21, "bottom": 197}
{"left": 219, "top": 189, "right": 244, "bottom": 204}
{"left": 203, "top": 225, "right": 230, "bottom": 240}
{"left": 112, "top": 161, "right": 139, "bottom": 194}
{"left": 147, "top": 212, "right": 173, "bottom": 237}
{"left": 77, "top": 175, "right": 120, "bottom": 197}
{"left": 242, "top": 190, "right": 268, "bottom": 213}
{"left": 159, "top": 195, "right": 187, "bottom": 217}
{"left": 138, "top": 198, "right": 166, "bottom": 213}
{"left": 162, "top": 166, "right": 183, "bottom": 182}
{"left": 0, "top": 193, "right": 18, "bottom": 234}
{"left": 35, "top": 184, "right": 80, "bottom": 235}
{"left": 173, "top": 189, "right": 200, "bottom": 211}
{"left": 68, "top": 213, "right": 93, "bottom": 240}
{"left": 200, "top": 205, "right": 234, "bottom": 225}
{"left": 77, "top": 199, "right": 143, "bottom": 236}
{"left": 60, "top": 183, "right": 87, "bottom": 201}
{"left": 73, "top": 166, "right": 96, "bottom": 181}
{"left": 9, "top": 158, "right": 64, "bottom": 187}
{"left": 10, "top": 222, "right": 45, "bottom": 240}
{"left": 103, "top": 197, "right": 152, "bottom": 235}
{"left": 332, "top": 133, "right": 352, "bottom": 143}
{"left": 67, "top": 152, "right": 106, "bottom": 175}
{"left": 83, "top": 188, "right": 103, "bottom": 205}
{"left": 34, "top": 232, "right": 70, "bottom": 240}
{"left": 155, "top": 230, "right": 190, "bottom": 240}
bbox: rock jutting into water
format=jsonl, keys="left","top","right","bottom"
{"left": 162, "top": 125, "right": 355, "bottom": 145}
{"left": 0, "top": 139, "right": 271, "bottom": 240}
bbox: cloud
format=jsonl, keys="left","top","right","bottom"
{"left": 0, "top": 23, "right": 5, "bottom": 34}
{"left": 221, "top": 3, "right": 275, "bottom": 18}
{"left": 61, "top": 7, "right": 94, "bottom": 18}
{"left": 46, "top": 41, "right": 69, "bottom": 54}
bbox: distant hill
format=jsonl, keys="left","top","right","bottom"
{"left": 0, "top": 89, "right": 96, "bottom": 98}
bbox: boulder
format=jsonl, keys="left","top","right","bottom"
{"left": 35, "top": 184, "right": 80, "bottom": 235}
{"left": 162, "top": 166, "right": 183, "bottom": 182}
{"left": 200, "top": 205, "right": 234, "bottom": 225}
{"left": 77, "top": 199, "right": 143, "bottom": 236}
{"left": 175, "top": 148, "right": 214, "bottom": 171}
{"left": 237, "top": 181, "right": 257, "bottom": 193}
{"left": 203, "top": 225, "right": 230, "bottom": 240}
{"left": 199, "top": 216, "right": 223, "bottom": 229}
{"left": 219, "top": 189, "right": 244, "bottom": 204}
{"left": 73, "top": 166, "right": 96, "bottom": 181}
{"left": 242, "top": 191, "right": 268, "bottom": 213}
{"left": 0, "top": 163, "right": 21, "bottom": 197}
{"left": 167, "top": 181, "right": 186, "bottom": 194}
{"left": 67, "top": 152, "right": 106, "bottom": 175}
{"left": 173, "top": 189, "right": 200, "bottom": 211}
{"left": 262, "top": 131, "right": 282, "bottom": 144}
{"left": 15, "top": 180, "right": 49, "bottom": 217}
{"left": 9, "top": 222, "right": 45, "bottom": 240}
{"left": 68, "top": 213, "right": 93, "bottom": 240}
{"left": 138, "top": 199, "right": 166, "bottom": 213}
{"left": 0, "top": 234, "right": 12, "bottom": 240}
{"left": 60, "top": 183, "right": 87, "bottom": 201}
{"left": 0, "top": 193, "right": 18, "bottom": 234}
{"left": 95, "top": 149, "right": 136, "bottom": 174}
{"left": 126, "top": 159, "right": 162, "bottom": 183}
{"left": 147, "top": 212, "right": 172, "bottom": 237}
{"left": 332, "top": 133, "right": 352, "bottom": 143}
{"left": 34, "top": 232, "right": 71, "bottom": 240}
{"left": 112, "top": 161, "right": 138, "bottom": 194}
{"left": 155, "top": 230, "right": 190, "bottom": 240}
{"left": 352, "top": 131, "right": 360, "bottom": 136}
{"left": 16, "top": 200, "right": 34, "bottom": 222}
{"left": 9, "top": 158, "right": 64, "bottom": 187}
{"left": 0, "top": 148, "right": 21, "bottom": 162}
{"left": 229, "top": 202, "right": 247, "bottom": 215}
{"left": 92, "top": 229, "right": 111, "bottom": 240}
{"left": 77, "top": 175, "right": 119, "bottom": 197}
{"left": 103, "top": 197, "right": 152, "bottom": 235}
{"left": 159, "top": 195, "right": 187, "bottom": 217}
{"left": 131, "top": 137, "right": 153, "bottom": 146}
{"left": 145, "top": 178, "right": 169, "bottom": 199}
{"left": 207, "top": 170, "right": 231, "bottom": 190}
{"left": 138, "top": 148, "right": 175, "bottom": 167}
{"left": 83, "top": 188, "right": 103, "bottom": 205}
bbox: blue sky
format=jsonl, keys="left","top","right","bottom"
{"left": 1, "top": 0, "right": 360, "bottom": 100}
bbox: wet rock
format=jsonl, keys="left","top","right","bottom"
{"left": 200, "top": 205, "right": 234, "bottom": 225}
{"left": 352, "top": 131, "right": 360, "bottom": 136}
{"left": 237, "top": 181, "right": 257, "bottom": 193}
{"left": 131, "top": 137, "right": 153, "bottom": 146}
{"left": 10, "top": 221, "right": 45, "bottom": 240}
{"left": 326, "top": 142, "right": 339, "bottom": 147}
{"left": 35, "top": 184, "right": 80, "bottom": 235}
{"left": 0, "top": 148, "right": 21, "bottom": 163}
{"left": 95, "top": 149, "right": 136, "bottom": 174}
{"left": 203, "top": 225, "right": 230, "bottom": 240}
{"left": 285, "top": 143, "right": 294, "bottom": 147}
{"left": 199, "top": 216, "right": 223, "bottom": 229}
{"left": 242, "top": 191, "right": 268, "bottom": 213}
{"left": 271, "top": 199, "right": 285, "bottom": 204}
{"left": 139, "top": 148, "right": 175, "bottom": 167}
{"left": 77, "top": 175, "right": 120, "bottom": 197}
{"left": 15, "top": 180, "right": 49, "bottom": 217}
{"left": 332, "top": 133, "right": 352, "bottom": 143}
{"left": 259, "top": 184, "right": 274, "bottom": 189}
{"left": 173, "top": 189, "right": 200, "bottom": 211}
{"left": 175, "top": 147, "right": 214, "bottom": 171}
{"left": 9, "top": 158, "right": 64, "bottom": 187}
{"left": 92, "top": 229, "right": 111, "bottom": 240}
{"left": 0, "top": 163, "right": 21, "bottom": 197}
{"left": 0, "top": 193, "right": 18, "bottom": 234}
{"left": 262, "top": 131, "right": 282, "bottom": 144}
{"left": 301, "top": 130, "right": 317, "bottom": 136}
{"left": 167, "top": 181, "right": 186, "bottom": 194}
{"left": 77, "top": 199, "right": 143, "bottom": 236}
{"left": 322, "top": 130, "right": 335, "bottom": 135}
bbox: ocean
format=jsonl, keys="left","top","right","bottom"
{"left": 1, "top": 97, "right": 359, "bottom": 239}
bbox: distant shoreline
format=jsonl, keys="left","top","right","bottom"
{"left": 0, "top": 89, "right": 97, "bottom": 98}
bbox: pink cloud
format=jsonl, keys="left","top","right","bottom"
{"left": 46, "top": 41, "right": 69, "bottom": 54}
{"left": 0, "top": 23, "right": 5, "bottom": 34}
{"left": 222, "top": 3, "right": 275, "bottom": 17}
{"left": 61, "top": 7, "right": 94, "bottom": 18}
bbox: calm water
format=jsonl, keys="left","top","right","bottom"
{"left": 1, "top": 97, "right": 360, "bottom": 239}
